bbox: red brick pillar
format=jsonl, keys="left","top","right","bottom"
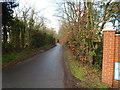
{"left": 102, "top": 30, "right": 116, "bottom": 85}
{"left": 102, "top": 30, "right": 120, "bottom": 87}
{"left": 113, "top": 34, "right": 120, "bottom": 88}
{"left": 114, "top": 34, "right": 120, "bottom": 62}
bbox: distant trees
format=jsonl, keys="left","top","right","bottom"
{"left": 2, "top": 1, "right": 56, "bottom": 54}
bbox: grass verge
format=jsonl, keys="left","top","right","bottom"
{"left": 2, "top": 45, "right": 55, "bottom": 68}
{"left": 65, "top": 48, "right": 110, "bottom": 88}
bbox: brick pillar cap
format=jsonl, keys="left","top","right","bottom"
{"left": 101, "top": 29, "right": 116, "bottom": 34}
{"left": 102, "top": 29, "right": 116, "bottom": 32}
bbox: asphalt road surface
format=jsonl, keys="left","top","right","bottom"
{"left": 3, "top": 44, "right": 64, "bottom": 88}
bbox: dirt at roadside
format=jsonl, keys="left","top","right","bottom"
{"left": 62, "top": 46, "right": 82, "bottom": 88}
{"left": 63, "top": 46, "right": 112, "bottom": 88}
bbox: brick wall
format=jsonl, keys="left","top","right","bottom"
{"left": 114, "top": 35, "right": 120, "bottom": 62}
{"left": 102, "top": 30, "right": 120, "bottom": 88}
{"left": 113, "top": 34, "right": 120, "bottom": 88}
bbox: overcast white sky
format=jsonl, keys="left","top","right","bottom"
{"left": 16, "top": 0, "right": 60, "bottom": 33}
{"left": 14, "top": 0, "right": 118, "bottom": 32}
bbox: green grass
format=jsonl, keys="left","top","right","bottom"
{"left": 66, "top": 49, "right": 110, "bottom": 88}
{"left": 67, "top": 54, "right": 85, "bottom": 81}
{"left": 2, "top": 45, "right": 54, "bottom": 67}
{"left": 97, "top": 83, "right": 109, "bottom": 88}
{"left": 3, "top": 50, "right": 32, "bottom": 63}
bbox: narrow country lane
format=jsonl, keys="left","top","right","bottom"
{"left": 3, "top": 44, "right": 64, "bottom": 88}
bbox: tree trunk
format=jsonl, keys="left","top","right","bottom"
{"left": 3, "top": 25, "right": 8, "bottom": 52}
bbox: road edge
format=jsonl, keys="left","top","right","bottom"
{"left": 62, "top": 45, "right": 83, "bottom": 88}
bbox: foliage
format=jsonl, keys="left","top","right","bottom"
{"left": 66, "top": 49, "right": 110, "bottom": 88}
{"left": 2, "top": 2, "right": 19, "bottom": 52}
{"left": 31, "top": 30, "right": 56, "bottom": 48}
{"left": 2, "top": 1, "right": 56, "bottom": 55}
{"left": 93, "top": 42, "right": 103, "bottom": 69}
{"left": 116, "top": 31, "right": 120, "bottom": 34}
{"left": 57, "top": 1, "right": 119, "bottom": 69}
